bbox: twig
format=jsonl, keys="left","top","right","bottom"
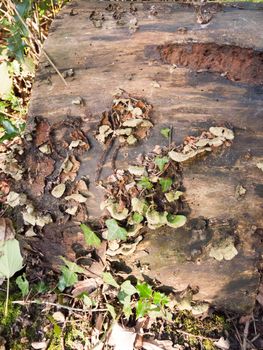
{"left": 0, "top": 110, "right": 14, "bottom": 118}
{"left": 95, "top": 137, "right": 114, "bottom": 182}
{"left": 12, "top": 300, "right": 107, "bottom": 313}
{"left": 242, "top": 320, "right": 250, "bottom": 350}
{"left": 176, "top": 329, "right": 219, "bottom": 342}
{"left": 42, "top": 48, "right": 68, "bottom": 86}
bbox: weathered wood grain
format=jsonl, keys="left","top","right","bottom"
{"left": 27, "top": 1, "right": 263, "bottom": 313}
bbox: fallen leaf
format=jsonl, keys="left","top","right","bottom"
{"left": 146, "top": 209, "right": 167, "bottom": 229}
{"left": 209, "top": 127, "right": 234, "bottom": 141}
{"left": 166, "top": 214, "right": 187, "bottom": 229}
{"left": 25, "top": 227, "right": 37, "bottom": 237}
{"left": 0, "top": 239, "right": 23, "bottom": 278}
{"left": 165, "top": 191, "right": 183, "bottom": 203}
{"left": 256, "top": 162, "right": 263, "bottom": 172}
{"left": 160, "top": 128, "right": 170, "bottom": 139}
{"left": 6, "top": 191, "right": 27, "bottom": 208}
{"left": 126, "top": 135, "right": 137, "bottom": 145}
{"left": 35, "top": 119, "right": 50, "bottom": 147}
{"left": 235, "top": 184, "right": 246, "bottom": 198}
{"left": 0, "top": 180, "right": 10, "bottom": 202}
{"left": 31, "top": 342, "right": 48, "bottom": 350}
{"left": 0, "top": 218, "right": 15, "bottom": 242}
{"left": 115, "top": 128, "right": 132, "bottom": 136}
{"left": 65, "top": 194, "right": 87, "bottom": 203}
{"left": 214, "top": 337, "right": 230, "bottom": 350}
{"left": 209, "top": 238, "right": 238, "bottom": 261}
{"left": 51, "top": 183, "right": 66, "bottom": 198}
{"left": 106, "top": 219, "right": 127, "bottom": 241}
{"left": 60, "top": 155, "right": 80, "bottom": 183}
{"left": 38, "top": 143, "right": 51, "bottom": 154}
{"left": 81, "top": 224, "right": 101, "bottom": 248}
{"left": 65, "top": 206, "right": 78, "bottom": 216}
{"left": 108, "top": 323, "right": 136, "bottom": 350}
{"left": 169, "top": 148, "right": 211, "bottom": 162}
{"left": 52, "top": 311, "right": 65, "bottom": 323}
{"left": 105, "top": 201, "right": 129, "bottom": 221}
{"left": 72, "top": 278, "right": 100, "bottom": 297}
{"left": 131, "top": 198, "right": 149, "bottom": 215}
{"left": 123, "top": 119, "right": 143, "bottom": 127}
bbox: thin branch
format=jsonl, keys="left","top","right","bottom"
{"left": 176, "top": 329, "right": 219, "bottom": 342}
{"left": 12, "top": 300, "right": 107, "bottom": 313}
{"left": 242, "top": 320, "right": 250, "bottom": 350}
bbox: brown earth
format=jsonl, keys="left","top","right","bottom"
{"left": 159, "top": 43, "right": 263, "bottom": 84}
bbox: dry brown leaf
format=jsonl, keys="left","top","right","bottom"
{"left": 6, "top": 191, "right": 27, "bottom": 208}
{"left": 0, "top": 180, "right": 10, "bottom": 202}
{"left": 0, "top": 218, "right": 15, "bottom": 242}
{"left": 72, "top": 278, "right": 101, "bottom": 297}
{"left": 60, "top": 155, "right": 80, "bottom": 183}
{"left": 26, "top": 153, "right": 55, "bottom": 196}
{"left": 38, "top": 143, "right": 52, "bottom": 154}
{"left": 65, "top": 193, "right": 87, "bottom": 203}
{"left": 35, "top": 119, "right": 51, "bottom": 146}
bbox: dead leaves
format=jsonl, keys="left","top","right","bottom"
{"left": 209, "top": 237, "right": 238, "bottom": 261}
{"left": 169, "top": 126, "right": 234, "bottom": 163}
{"left": 0, "top": 217, "right": 15, "bottom": 241}
{"left": 95, "top": 94, "right": 153, "bottom": 146}
{"left": 108, "top": 322, "right": 177, "bottom": 350}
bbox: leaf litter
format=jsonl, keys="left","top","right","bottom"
{"left": 0, "top": 92, "right": 239, "bottom": 349}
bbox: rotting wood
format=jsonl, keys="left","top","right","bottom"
{"left": 25, "top": 1, "right": 263, "bottom": 313}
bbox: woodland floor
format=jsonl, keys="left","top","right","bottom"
{"left": 0, "top": 1, "right": 263, "bottom": 350}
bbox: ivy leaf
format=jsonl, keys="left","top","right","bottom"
{"left": 0, "top": 239, "right": 23, "bottom": 279}
{"left": 16, "top": 274, "right": 29, "bottom": 297}
{"left": 136, "top": 282, "right": 152, "bottom": 299}
{"left": 123, "top": 304, "right": 133, "bottom": 319}
{"left": 120, "top": 280, "right": 137, "bottom": 296}
{"left": 166, "top": 214, "right": 187, "bottom": 228}
{"left": 0, "top": 116, "right": 21, "bottom": 142}
{"left": 165, "top": 190, "right": 183, "bottom": 203}
{"left": 118, "top": 290, "right": 131, "bottom": 305}
{"left": 159, "top": 178, "right": 173, "bottom": 192}
{"left": 131, "top": 198, "right": 149, "bottom": 215}
{"left": 106, "top": 303, "right": 116, "bottom": 319}
{"left": 154, "top": 156, "right": 169, "bottom": 172}
{"left": 105, "top": 219, "right": 127, "bottom": 241}
{"left": 160, "top": 127, "right": 170, "bottom": 139}
{"left": 132, "top": 212, "right": 144, "bottom": 224}
{"left": 83, "top": 294, "right": 93, "bottom": 308}
{"left": 136, "top": 299, "right": 151, "bottom": 319}
{"left": 58, "top": 257, "right": 84, "bottom": 291}
{"left": 80, "top": 224, "right": 101, "bottom": 248}
{"left": 137, "top": 176, "right": 153, "bottom": 190}
{"left": 103, "top": 272, "right": 119, "bottom": 288}
{"left": 153, "top": 291, "right": 169, "bottom": 306}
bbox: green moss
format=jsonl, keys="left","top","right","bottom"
{"left": 0, "top": 288, "right": 21, "bottom": 328}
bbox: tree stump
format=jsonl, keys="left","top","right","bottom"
{"left": 25, "top": 1, "right": 263, "bottom": 313}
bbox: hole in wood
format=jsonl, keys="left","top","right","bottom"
{"left": 159, "top": 42, "right": 263, "bottom": 84}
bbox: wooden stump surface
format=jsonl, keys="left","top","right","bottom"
{"left": 26, "top": 1, "right": 263, "bottom": 313}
